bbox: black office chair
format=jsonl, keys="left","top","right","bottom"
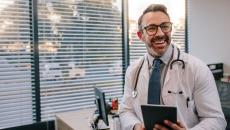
{"left": 216, "top": 80, "right": 230, "bottom": 130}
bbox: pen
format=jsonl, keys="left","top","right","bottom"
{"left": 186, "top": 97, "right": 190, "bottom": 108}
{"left": 168, "top": 90, "right": 183, "bottom": 94}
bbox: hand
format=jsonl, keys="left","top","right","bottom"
{"left": 153, "top": 120, "right": 186, "bottom": 130}
{"left": 134, "top": 123, "right": 145, "bottom": 130}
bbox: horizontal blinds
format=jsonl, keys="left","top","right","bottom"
{"left": 129, "top": 22, "right": 146, "bottom": 63}
{"left": 37, "top": 0, "right": 123, "bottom": 120}
{"left": 172, "top": 25, "right": 186, "bottom": 52}
{"left": 0, "top": 0, "right": 34, "bottom": 129}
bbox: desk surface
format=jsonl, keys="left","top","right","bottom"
{"left": 56, "top": 108, "right": 113, "bottom": 130}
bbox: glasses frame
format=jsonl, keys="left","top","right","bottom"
{"left": 143, "top": 22, "right": 173, "bottom": 36}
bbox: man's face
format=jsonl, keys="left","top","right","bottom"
{"left": 138, "top": 11, "right": 171, "bottom": 57}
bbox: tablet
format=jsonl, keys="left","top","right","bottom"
{"left": 141, "top": 105, "right": 177, "bottom": 130}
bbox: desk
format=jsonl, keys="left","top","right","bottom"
{"left": 55, "top": 108, "right": 114, "bottom": 130}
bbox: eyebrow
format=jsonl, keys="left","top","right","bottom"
{"left": 143, "top": 22, "right": 171, "bottom": 28}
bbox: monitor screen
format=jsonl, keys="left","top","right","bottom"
{"left": 94, "top": 87, "right": 109, "bottom": 126}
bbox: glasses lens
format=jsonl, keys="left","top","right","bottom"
{"left": 145, "top": 25, "right": 158, "bottom": 35}
{"left": 144, "top": 22, "right": 172, "bottom": 36}
{"left": 160, "top": 22, "right": 172, "bottom": 32}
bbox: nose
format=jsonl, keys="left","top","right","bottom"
{"left": 155, "top": 27, "right": 164, "bottom": 36}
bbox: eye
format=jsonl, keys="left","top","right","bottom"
{"left": 146, "top": 25, "right": 157, "bottom": 32}
{"left": 161, "top": 25, "right": 169, "bottom": 30}
{"left": 161, "top": 23, "right": 172, "bottom": 31}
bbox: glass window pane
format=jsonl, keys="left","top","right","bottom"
{"left": 37, "top": 0, "right": 123, "bottom": 121}
{"left": 0, "top": 0, "right": 34, "bottom": 129}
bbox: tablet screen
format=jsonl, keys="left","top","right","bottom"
{"left": 141, "top": 105, "right": 177, "bottom": 130}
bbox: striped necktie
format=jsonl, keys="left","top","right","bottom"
{"left": 148, "top": 58, "right": 162, "bottom": 104}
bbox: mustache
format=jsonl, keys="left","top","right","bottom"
{"left": 151, "top": 35, "right": 168, "bottom": 42}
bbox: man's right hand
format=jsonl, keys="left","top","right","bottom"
{"left": 134, "top": 123, "right": 145, "bottom": 130}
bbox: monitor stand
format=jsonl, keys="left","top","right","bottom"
{"left": 96, "top": 119, "right": 110, "bottom": 130}
{"left": 91, "top": 115, "right": 110, "bottom": 130}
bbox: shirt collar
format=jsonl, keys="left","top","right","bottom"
{"left": 147, "top": 44, "right": 173, "bottom": 67}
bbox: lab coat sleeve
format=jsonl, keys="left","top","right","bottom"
{"left": 118, "top": 66, "right": 141, "bottom": 130}
{"left": 189, "top": 63, "right": 227, "bottom": 130}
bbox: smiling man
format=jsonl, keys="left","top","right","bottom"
{"left": 137, "top": 7, "right": 171, "bottom": 57}
{"left": 119, "top": 4, "right": 226, "bottom": 130}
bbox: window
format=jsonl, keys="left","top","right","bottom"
{"left": 0, "top": 0, "right": 123, "bottom": 128}
{"left": 128, "top": 0, "right": 186, "bottom": 62}
{"left": 0, "top": 0, "right": 34, "bottom": 129}
{"left": 37, "top": 0, "right": 123, "bottom": 121}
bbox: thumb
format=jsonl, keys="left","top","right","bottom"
{"left": 141, "top": 123, "right": 145, "bottom": 130}
{"left": 177, "top": 121, "right": 185, "bottom": 128}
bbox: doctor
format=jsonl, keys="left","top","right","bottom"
{"left": 119, "top": 4, "right": 226, "bottom": 130}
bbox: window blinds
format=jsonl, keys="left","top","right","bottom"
{"left": 37, "top": 0, "right": 123, "bottom": 121}
{"left": 0, "top": 0, "right": 123, "bottom": 128}
{"left": 0, "top": 0, "right": 34, "bottom": 129}
{"left": 129, "top": 22, "right": 147, "bottom": 63}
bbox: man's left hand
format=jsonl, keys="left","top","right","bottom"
{"left": 153, "top": 120, "right": 186, "bottom": 130}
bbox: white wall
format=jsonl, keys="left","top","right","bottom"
{"left": 188, "top": 0, "right": 230, "bottom": 74}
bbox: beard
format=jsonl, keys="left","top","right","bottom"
{"left": 146, "top": 35, "right": 171, "bottom": 57}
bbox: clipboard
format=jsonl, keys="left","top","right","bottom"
{"left": 141, "top": 105, "right": 177, "bottom": 130}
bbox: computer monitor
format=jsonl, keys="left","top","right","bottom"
{"left": 94, "top": 87, "right": 109, "bottom": 126}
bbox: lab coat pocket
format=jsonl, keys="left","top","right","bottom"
{"left": 187, "top": 100, "right": 196, "bottom": 114}
{"left": 162, "top": 94, "right": 177, "bottom": 106}
{"left": 184, "top": 99, "right": 199, "bottom": 128}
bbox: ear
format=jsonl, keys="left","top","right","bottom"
{"left": 137, "top": 31, "right": 144, "bottom": 41}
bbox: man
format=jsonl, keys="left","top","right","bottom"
{"left": 118, "top": 4, "right": 226, "bottom": 130}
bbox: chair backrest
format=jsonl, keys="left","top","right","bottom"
{"left": 216, "top": 80, "right": 230, "bottom": 129}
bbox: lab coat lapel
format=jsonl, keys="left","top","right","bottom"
{"left": 162, "top": 46, "right": 188, "bottom": 103}
{"left": 162, "top": 46, "right": 178, "bottom": 97}
{"left": 137, "top": 55, "right": 149, "bottom": 104}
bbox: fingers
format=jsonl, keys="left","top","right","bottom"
{"left": 177, "top": 121, "right": 186, "bottom": 128}
{"left": 163, "top": 120, "right": 186, "bottom": 130}
{"left": 154, "top": 124, "right": 169, "bottom": 130}
{"left": 141, "top": 123, "right": 145, "bottom": 130}
{"left": 153, "top": 120, "right": 186, "bottom": 130}
{"left": 134, "top": 123, "right": 143, "bottom": 130}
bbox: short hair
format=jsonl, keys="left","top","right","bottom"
{"left": 138, "top": 4, "right": 170, "bottom": 31}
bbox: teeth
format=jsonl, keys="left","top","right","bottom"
{"left": 155, "top": 41, "right": 165, "bottom": 44}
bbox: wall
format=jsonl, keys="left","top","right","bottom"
{"left": 188, "top": 0, "right": 230, "bottom": 75}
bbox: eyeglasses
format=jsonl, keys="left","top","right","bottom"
{"left": 143, "top": 22, "right": 172, "bottom": 36}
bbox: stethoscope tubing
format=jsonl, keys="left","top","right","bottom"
{"left": 132, "top": 47, "right": 185, "bottom": 98}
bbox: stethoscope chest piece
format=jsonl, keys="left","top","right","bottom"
{"left": 132, "top": 90, "right": 137, "bottom": 98}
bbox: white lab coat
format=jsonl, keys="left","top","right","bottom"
{"left": 119, "top": 46, "right": 227, "bottom": 130}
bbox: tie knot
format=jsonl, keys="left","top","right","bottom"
{"left": 153, "top": 59, "right": 162, "bottom": 70}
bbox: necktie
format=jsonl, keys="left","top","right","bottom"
{"left": 148, "top": 59, "right": 162, "bottom": 104}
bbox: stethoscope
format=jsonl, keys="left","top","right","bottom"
{"left": 132, "top": 47, "right": 185, "bottom": 98}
